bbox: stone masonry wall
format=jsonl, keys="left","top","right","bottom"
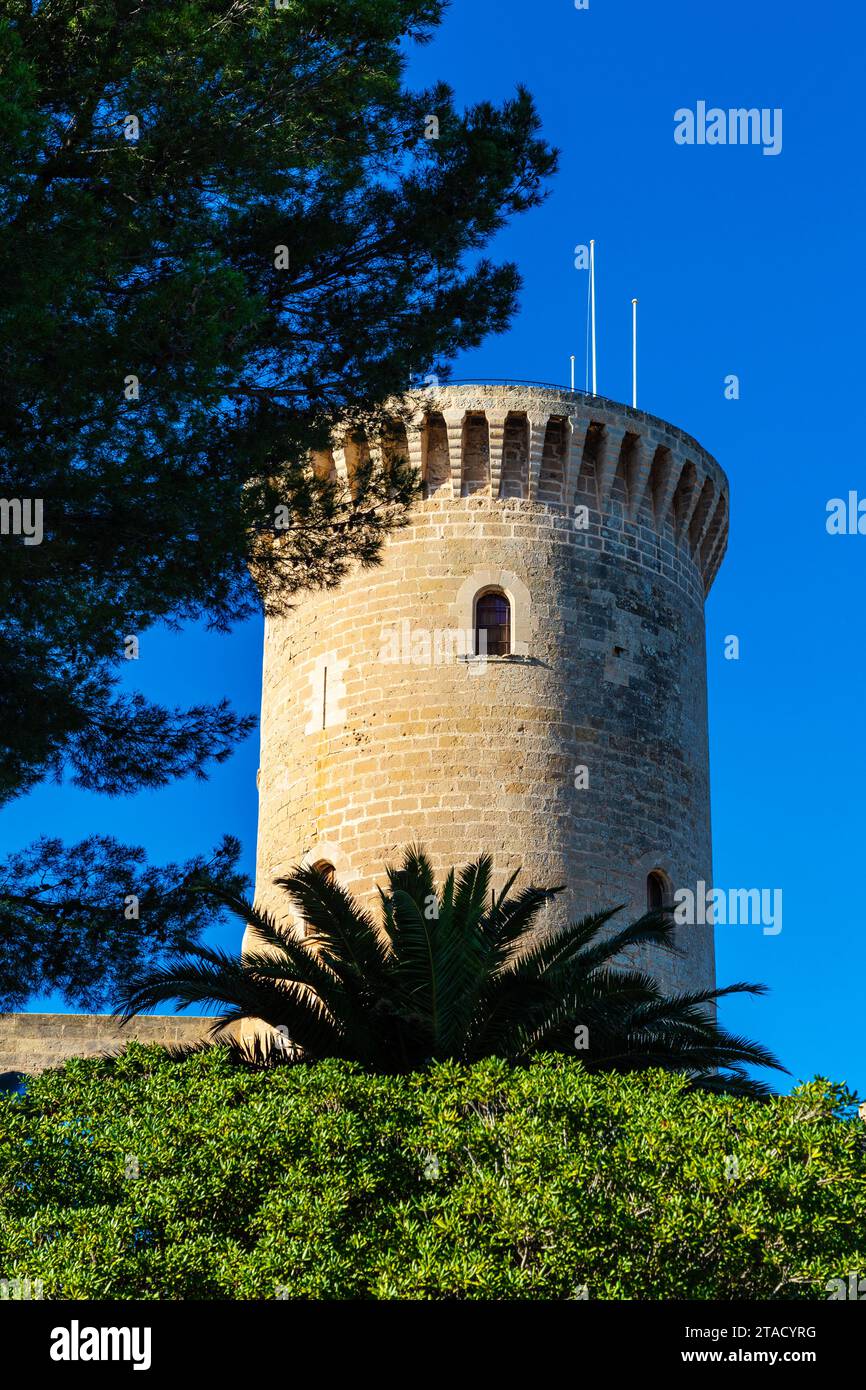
{"left": 252, "top": 384, "right": 729, "bottom": 997}
{"left": 0, "top": 1014, "right": 221, "bottom": 1076}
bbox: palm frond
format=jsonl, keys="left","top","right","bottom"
{"left": 118, "top": 844, "right": 783, "bottom": 1091}
{"left": 277, "top": 864, "right": 388, "bottom": 983}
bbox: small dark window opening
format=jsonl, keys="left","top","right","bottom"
{"left": 305, "top": 861, "right": 336, "bottom": 937}
{"left": 475, "top": 589, "right": 511, "bottom": 657}
{"left": 647, "top": 870, "right": 671, "bottom": 913}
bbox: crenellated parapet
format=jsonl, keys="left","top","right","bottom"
{"left": 418, "top": 384, "right": 729, "bottom": 595}
{"left": 324, "top": 383, "right": 729, "bottom": 596}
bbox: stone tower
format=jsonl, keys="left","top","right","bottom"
{"left": 253, "top": 382, "right": 729, "bottom": 995}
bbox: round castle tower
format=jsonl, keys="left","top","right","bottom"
{"left": 253, "top": 382, "right": 729, "bottom": 995}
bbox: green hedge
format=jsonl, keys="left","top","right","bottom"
{"left": 0, "top": 1046, "right": 862, "bottom": 1300}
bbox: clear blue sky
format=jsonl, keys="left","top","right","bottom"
{"left": 8, "top": 0, "right": 864, "bottom": 1095}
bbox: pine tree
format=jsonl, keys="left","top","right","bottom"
{"left": 0, "top": 0, "right": 556, "bottom": 1005}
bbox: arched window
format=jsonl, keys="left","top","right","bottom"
{"left": 647, "top": 870, "right": 671, "bottom": 913}
{"left": 305, "top": 860, "right": 336, "bottom": 937}
{"left": 457, "top": 570, "right": 530, "bottom": 658}
{"left": 475, "top": 589, "right": 511, "bottom": 656}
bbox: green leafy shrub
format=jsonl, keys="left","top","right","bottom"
{"left": 0, "top": 1045, "right": 862, "bottom": 1300}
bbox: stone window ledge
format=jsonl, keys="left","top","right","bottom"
{"left": 456, "top": 653, "right": 533, "bottom": 665}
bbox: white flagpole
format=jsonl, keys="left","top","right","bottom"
{"left": 570, "top": 354, "right": 575, "bottom": 390}
{"left": 589, "top": 239, "right": 597, "bottom": 396}
{"left": 631, "top": 297, "right": 638, "bottom": 409}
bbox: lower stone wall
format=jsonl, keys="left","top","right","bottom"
{"left": 0, "top": 1013, "right": 223, "bottom": 1076}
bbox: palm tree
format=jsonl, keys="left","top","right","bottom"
{"left": 118, "top": 847, "right": 785, "bottom": 1097}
